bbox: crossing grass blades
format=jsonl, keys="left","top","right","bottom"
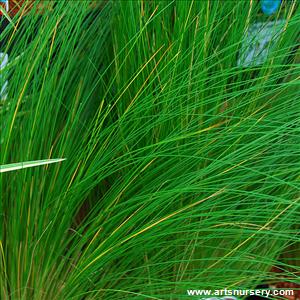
{"left": 0, "top": 1, "right": 300, "bottom": 299}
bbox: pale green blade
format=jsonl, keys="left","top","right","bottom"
{"left": 0, "top": 159, "right": 66, "bottom": 173}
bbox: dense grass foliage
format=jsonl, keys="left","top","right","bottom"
{"left": 1, "top": 1, "right": 299, "bottom": 299}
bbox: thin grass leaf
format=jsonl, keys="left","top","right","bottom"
{"left": 0, "top": 158, "right": 66, "bottom": 173}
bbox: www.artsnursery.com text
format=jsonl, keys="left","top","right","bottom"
{"left": 186, "top": 288, "right": 294, "bottom": 298}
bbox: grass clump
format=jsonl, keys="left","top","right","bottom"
{"left": 0, "top": 1, "right": 299, "bottom": 299}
